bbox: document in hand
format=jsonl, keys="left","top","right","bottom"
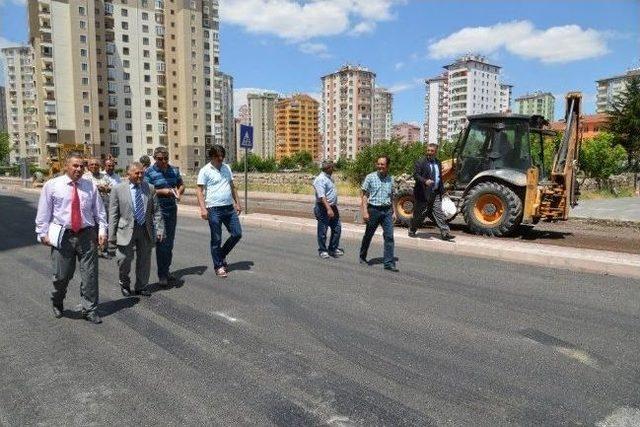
{"left": 47, "top": 223, "right": 65, "bottom": 248}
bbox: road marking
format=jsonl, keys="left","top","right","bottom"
{"left": 326, "top": 415, "right": 352, "bottom": 426}
{"left": 596, "top": 407, "right": 640, "bottom": 427}
{"left": 519, "top": 328, "right": 609, "bottom": 369}
{"left": 212, "top": 311, "right": 239, "bottom": 323}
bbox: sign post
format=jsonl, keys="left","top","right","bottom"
{"left": 239, "top": 124, "right": 254, "bottom": 214}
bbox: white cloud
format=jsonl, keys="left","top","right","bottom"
{"left": 306, "top": 92, "right": 322, "bottom": 103}
{"left": 298, "top": 42, "right": 332, "bottom": 58}
{"left": 220, "top": 0, "right": 403, "bottom": 41}
{"left": 394, "top": 61, "right": 405, "bottom": 70}
{"left": 349, "top": 21, "right": 376, "bottom": 36}
{"left": 428, "top": 20, "right": 609, "bottom": 64}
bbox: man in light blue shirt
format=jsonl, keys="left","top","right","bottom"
{"left": 312, "top": 160, "right": 343, "bottom": 259}
{"left": 196, "top": 145, "right": 242, "bottom": 278}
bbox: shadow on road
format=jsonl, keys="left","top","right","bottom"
{"left": 0, "top": 194, "right": 38, "bottom": 252}
{"left": 227, "top": 261, "right": 254, "bottom": 272}
{"left": 99, "top": 297, "right": 140, "bottom": 317}
{"left": 517, "top": 225, "right": 573, "bottom": 241}
{"left": 367, "top": 257, "right": 400, "bottom": 266}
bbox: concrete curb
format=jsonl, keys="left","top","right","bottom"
{"left": 178, "top": 205, "right": 640, "bottom": 279}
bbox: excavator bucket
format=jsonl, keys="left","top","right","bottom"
{"left": 539, "top": 92, "right": 582, "bottom": 220}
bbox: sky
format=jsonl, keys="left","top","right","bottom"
{"left": 1, "top": 0, "right": 639, "bottom": 123}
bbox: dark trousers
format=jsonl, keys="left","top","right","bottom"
{"left": 50, "top": 227, "right": 99, "bottom": 312}
{"left": 410, "top": 193, "right": 450, "bottom": 234}
{"left": 156, "top": 206, "right": 177, "bottom": 279}
{"left": 359, "top": 205, "right": 395, "bottom": 267}
{"left": 314, "top": 204, "right": 341, "bottom": 253}
{"left": 207, "top": 205, "right": 243, "bottom": 269}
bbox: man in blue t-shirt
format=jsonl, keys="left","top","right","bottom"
{"left": 144, "top": 147, "right": 185, "bottom": 286}
{"left": 196, "top": 145, "right": 242, "bottom": 278}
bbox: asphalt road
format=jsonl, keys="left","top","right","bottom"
{"left": 1, "top": 190, "right": 639, "bottom": 426}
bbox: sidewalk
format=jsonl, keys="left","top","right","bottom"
{"left": 178, "top": 204, "right": 640, "bottom": 280}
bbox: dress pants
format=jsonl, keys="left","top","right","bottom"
{"left": 410, "top": 193, "right": 450, "bottom": 234}
{"left": 51, "top": 227, "right": 99, "bottom": 312}
{"left": 116, "top": 223, "right": 153, "bottom": 291}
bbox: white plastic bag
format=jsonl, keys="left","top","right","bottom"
{"left": 441, "top": 195, "right": 457, "bottom": 220}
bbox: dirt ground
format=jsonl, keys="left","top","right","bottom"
{"left": 181, "top": 195, "right": 640, "bottom": 255}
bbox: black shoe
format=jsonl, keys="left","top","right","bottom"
{"left": 52, "top": 304, "right": 63, "bottom": 319}
{"left": 359, "top": 257, "right": 368, "bottom": 265}
{"left": 384, "top": 265, "right": 399, "bottom": 272}
{"left": 83, "top": 311, "right": 102, "bottom": 324}
{"left": 120, "top": 285, "right": 132, "bottom": 297}
{"left": 408, "top": 230, "right": 417, "bottom": 237}
{"left": 441, "top": 233, "right": 455, "bottom": 241}
{"left": 133, "top": 288, "right": 152, "bottom": 297}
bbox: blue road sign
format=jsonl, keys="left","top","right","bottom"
{"left": 239, "top": 124, "right": 254, "bottom": 149}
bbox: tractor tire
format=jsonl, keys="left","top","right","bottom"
{"left": 463, "top": 182, "right": 522, "bottom": 236}
{"left": 393, "top": 188, "right": 416, "bottom": 227}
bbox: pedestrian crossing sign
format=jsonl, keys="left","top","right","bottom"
{"left": 240, "top": 125, "right": 253, "bottom": 149}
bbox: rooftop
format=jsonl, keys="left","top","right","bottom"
{"left": 596, "top": 68, "right": 640, "bottom": 83}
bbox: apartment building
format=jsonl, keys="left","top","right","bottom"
{"left": 372, "top": 87, "right": 392, "bottom": 144}
{"left": 392, "top": 122, "right": 421, "bottom": 145}
{"left": 28, "top": 0, "right": 221, "bottom": 173}
{"left": 423, "top": 73, "right": 448, "bottom": 145}
{"left": 515, "top": 91, "right": 555, "bottom": 121}
{"left": 1, "top": 46, "right": 39, "bottom": 164}
{"left": 247, "top": 91, "right": 279, "bottom": 159}
{"left": 499, "top": 84, "right": 513, "bottom": 113}
{"left": 275, "top": 94, "right": 320, "bottom": 161}
{"left": 321, "top": 65, "right": 375, "bottom": 160}
{"left": 212, "top": 70, "right": 235, "bottom": 163}
{"left": 0, "top": 86, "right": 7, "bottom": 133}
{"left": 596, "top": 68, "right": 640, "bottom": 113}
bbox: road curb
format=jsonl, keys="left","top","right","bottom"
{"left": 177, "top": 205, "right": 640, "bottom": 279}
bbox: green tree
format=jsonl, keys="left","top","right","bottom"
{"left": 607, "top": 75, "right": 640, "bottom": 187}
{"left": 344, "top": 139, "right": 423, "bottom": 186}
{"left": 438, "top": 139, "right": 457, "bottom": 161}
{"left": 291, "top": 151, "right": 313, "bottom": 168}
{"left": 579, "top": 131, "right": 627, "bottom": 188}
{"left": 278, "top": 155, "right": 296, "bottom": 170}
{"left": 0, "top": 132, "right": 10, "bottom": 165}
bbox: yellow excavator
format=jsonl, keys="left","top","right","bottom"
{"left": 395, "top": 92, "right": 582, "bottom": 236}
{"left": 47, "top": 143, "right": 92, "bottom": 176}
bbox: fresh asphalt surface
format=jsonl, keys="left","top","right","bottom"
{"left": 1, "top": 190, "right": 639, "bottom": 426}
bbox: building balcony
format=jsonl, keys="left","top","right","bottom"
{"left": 158, "top": 123, "right": 167, "bottom": 134}
{"left": 156, "top": 61, "right": 165, "bottom": 73}
{"left": 156, "top": 26, "right": 165, "bottom": 36}
{"left": 155, "top": 0, "right": 164, "bottom": 9}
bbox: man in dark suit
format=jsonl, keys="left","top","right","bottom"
{"left": 409, "top": 143, "right": 455, "bottom": 241}
{"left": 109, "top": 162, "right": 165, "bottom": 297}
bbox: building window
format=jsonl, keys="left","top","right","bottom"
{"left": 123, "top": 72, "right": 130, "bottom": 80}
{"left": 122, "top": 34, "right": 129, "bottom": 43}
{"left": 80, "top": 20, "right": 86, "bottom": 29}
{"left": 142, "top": 25, "right": 149, "bottom": 33}
{"left": 111, "top": 147, "right": 120, "bottom": 156}
{"left": 123, "top": 60, "right": 130, "bottom": 68}
{"left": 126, "top": 123, "right": 132, "bottom": 131}
{"left": 84, "top": 119, "right": 90, "bottom": 127}
{"left": 125, "top": 110, "right": 132, "bottom": 118}
{"left": 79, "top": 6, "right": 86, "bottom": 15}
{"left": 143, "top": 50, "right": 150, "bottom": 58}
{"left": 80, "top": 35, "right": 87, "bottom": 44}
{"left": 122, "top": 22, "right": 129, "bottom": 30}
{"left": 124, "top": 85, "right": 131, "bottom": 93}
{"left": 146, "top": 112, "right": 152, "bottom": 119}
{"left": 143, "top": 37, "right": 149, "bottom": 46}
{"left": 123, "top": 47, "right": 129, "bottom": 55}
{"left": 124, "top": 98, "right": 131, "bottom": 106}
{"left": 83, "top": 105, "right": 90, "bottom": 113}
{"left": 144, "top": 87, "right": 151, "bottom": 95}
{"left": 81, "top": 63, "right": 88, "bottom": 71}
{"left": 80, "top": 49, "right": 87, "bottom": 57}
{"left": 121, "top": 8, "right": 128, "bottom": 16}
{"left": 144, "top": 75, "right": 151, "bottom": 82}
{"left": 127, "top": 148, "right": 133, "bottom": 156}
{"left": 126, "top": 136, "right": 133, "bottom": 143}
{"left": 82, "top": 92, "right": 89, "bottom": 99}
{"left": 82, "top": 77, "right": 89, "bottom": 85}
{"left": 142, "top": 12, "right": 148, "bottom": 20}
{"left": 146, "top": 124, "right": 152, "bottom": 131}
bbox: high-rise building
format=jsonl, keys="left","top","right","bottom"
{"left": 596, "top": 68, "right": 640, "bottom": 113}
{"left": 514, "top": 91, "right": 555, "bottom": 121}
{"left": 1, "top": 46, "right": 39, "bottom": 164}
{"left": 213, "top": 70, "right": 235, "bottom": 163}
{"left": 392, "top": 122, "right": 421, "bottom": 145}
{"left": 28, "top": 0, "right": 221, "bottom": 172}
{"left": 0, "top": 86, "right": 8, "bottom": 133}
{"left": 423, "top": 73, "right": 448, "bottom": 145}
{"left": 275, "top": 94, "right": 320, "bottom": 161}
{"left": 424, "top": 55, "right": 511, "bottom": 142}
{"left": 321, "top": 64, "right": 375, "bottom": 160}
{"left": 247, "top": 91, "right": 279, "bottom": 159}
{"left": 373, "top": 87, "right": 392, "bottom": 144}
{"left": 500, "top": 84, "right": 513, "bottom": 113}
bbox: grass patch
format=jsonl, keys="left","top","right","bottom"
{"left": 233, "top": 181, "right": 360, "bottom": 197}
{"left": 579, "top": 187, "right": 636, "bottom": 200}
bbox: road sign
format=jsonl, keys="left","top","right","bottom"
{"left": 239, "top": 124, "right": 253, "bottom": 149}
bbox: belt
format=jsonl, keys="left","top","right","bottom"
{"left": 368, "top": 204, "right": 391, "bottom": 209}
{"left": 65, "top": 226, "right": 94, "bottom": 235}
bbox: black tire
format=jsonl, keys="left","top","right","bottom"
{"left": 463, "top": 182, "right": 522, "bottom": 236}
{"left": 393, "top": 188, "right": 416, "bottom": 227}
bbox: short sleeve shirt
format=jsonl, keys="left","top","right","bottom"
{"left": 362, "top": 172, "right": 394, "bottom": 206}
{"left": 197, "top": 162, "right": 234, "bottom": 208}
{"left": 144, "top": 164, "right": 183, "bottom": 210}
{"left": 312, "top": 172, "right": 337, "bottom": 205}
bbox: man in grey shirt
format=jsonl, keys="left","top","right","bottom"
{"left": 312, "top": 160, "right": 343, "bottom": 259}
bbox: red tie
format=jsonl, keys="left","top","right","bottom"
{"left": 71, "top": 182, "right": 82, "bottom": 233}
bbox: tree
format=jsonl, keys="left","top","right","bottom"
{"left": 0, "top": 132, "right": 10, "bottom": 165}
{"left": 607, "top": 75, "right": 640, "bottom": 188}
{"left": 344, "top": 139, "right": 423, "bottom": 186}
{"left": 579, "top": 132, "right": 627, "bottom": 188}
{"left": 438, "top": 139, "right": 457, "bottom": 161}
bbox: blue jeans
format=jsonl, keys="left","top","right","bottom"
{"left": 359, "top": 205, "right": 395, "bottom": 267}
{"left": 314, "top": 204, "right": 341, "bottom": 254}
{"left": 156, "top": 206, "right": 177, "bottom": 280}
{"left": 207, "top": 205, "right": 242, "bottom": 269}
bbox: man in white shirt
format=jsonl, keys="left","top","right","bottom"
{"left": 196, "top": 145, "right": 243, "bottom": 278}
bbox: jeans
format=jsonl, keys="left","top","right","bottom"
{"left": 156, "top": 206, "right": 177, "bottom": 279}
{"left": 359, "top": 205, "right": 395, "bottom": 267}
{"left": 208, "top": 205, "right": 243, "bottom": 269}
{"left": 314, "top": 204, "right": 341, "bottom": 253}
